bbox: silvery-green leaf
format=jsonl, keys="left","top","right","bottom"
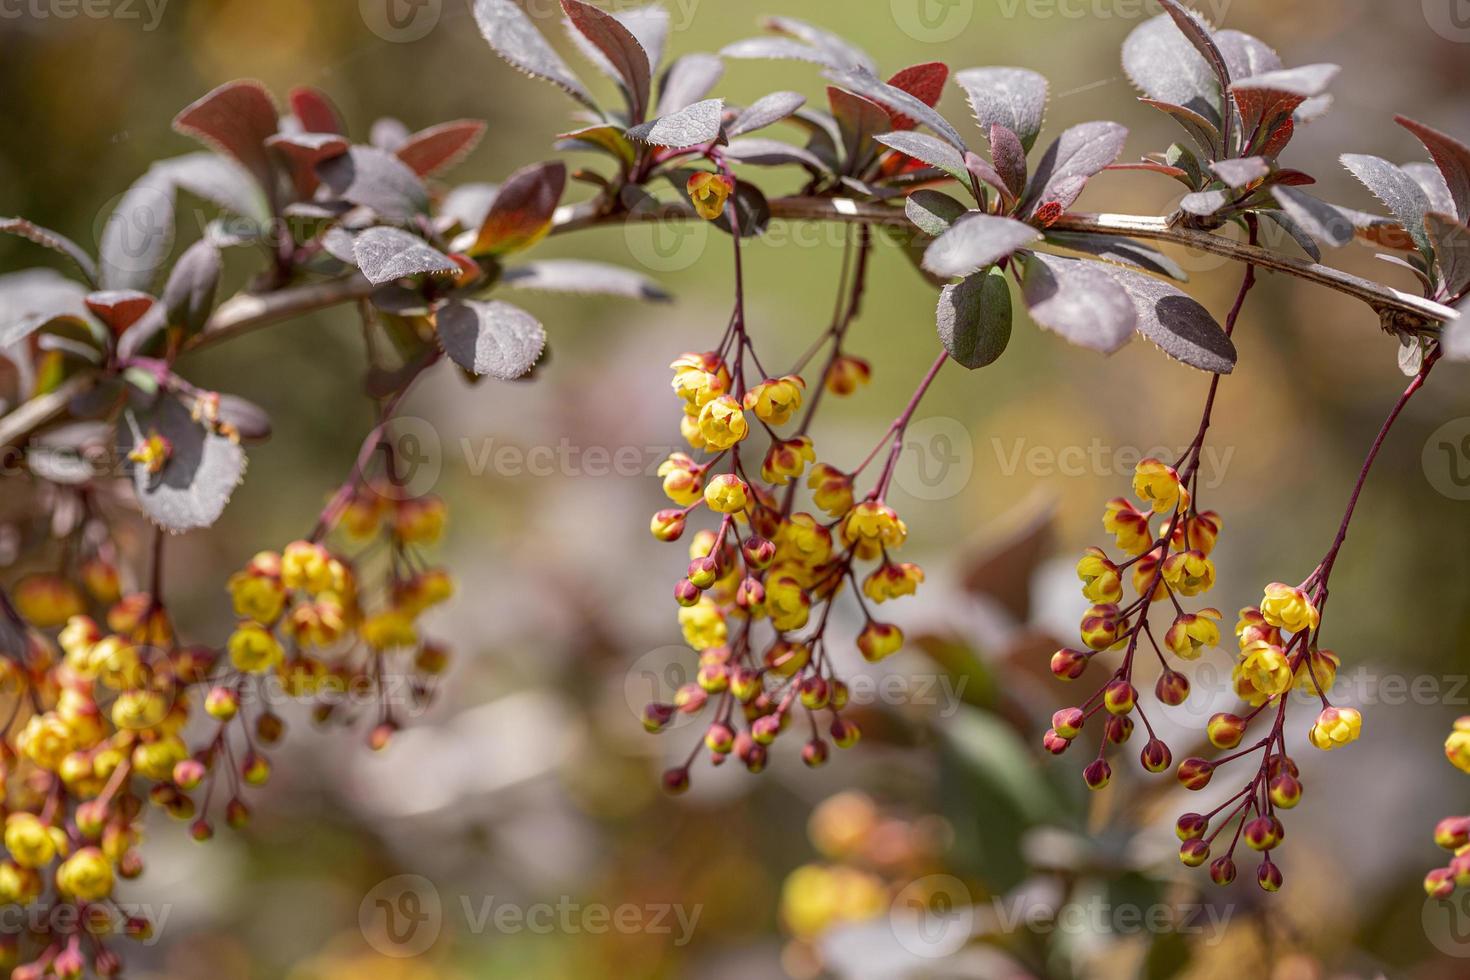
{"left": 470, "top": 0, "right": 596, "bottom": 110}
{"left": 352, "top": 227, "right": 457, "bottom": 285}
{"left": 1271, "top": 186, "right": 1355, "bottom": 247}
{"left": 317, "top": 147, "right": 429, "bottom": 223}
{"left": 626, "top": 99, "right": 723, "bottom": 148}
{"left": 937, "top": 266, "right": 1012, "bottom": 369}
{"left": 436, "top": 299, "right": 545, "bottom": 380}
{"left": 118, "top": 395, "right": 247, "bottom": 533}
{"left": 1426, "top": 212, "right": 1470, "bottom": 298}
{"left": 905, "top": 190, "right": 968, "bottom": 237}
{"left": 1341, "top": 153, "right": 1434, "bottom": 259}
{"left": 875, "top": 131, "right": 967, "bottom": 184}
{"left": 726, "top": 92, "right": 806, "bottom": 138}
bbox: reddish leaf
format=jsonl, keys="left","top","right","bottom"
{"left": 1396, "top": 116, "right": 1470, "bottom": 224}
{"left": 288, "top": 86, "right": 345, "bottom": 135}
{"left": 561, "top": 0, "right": 651, "bottom": 121}
{"left": 468, "top": 161, "right": 567, "bottom": 256}
{"left": 85, "top": 290, "right": 155, "bottom": 336}
{"left": 0, "top": 218, "right": 98, "bottom": 287}
{"left": 395, "top": 120, "right": 487, "bottom": 177}
{"left": 885, "top": 62, "right": 948, "bottom": 130}
{"left": 266, "top": 132, "right": 348, "bottom": 199}
{"left": 172, "top": 81, "right": 280, "bottom": 197}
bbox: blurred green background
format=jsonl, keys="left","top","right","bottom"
{"left": 3, "top": 0, "right": 1470, "bottom": 977}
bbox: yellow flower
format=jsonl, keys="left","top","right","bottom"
{"left": 744, "top": 375, "right": 806, "bottom": 426}
{"left": 281, "top": 540, "right": 335, "bottom": 594}
{"left": 670, "top": 351, "right": 730, "bottom": 415}
{"left": 679, "top": 414, "right": 706, "bottom": 450}
{"left": 1235, "top": 606, "right": 1281, "bottom": 649}
{"left": 56, "top": 847, "right": 114, "bottom": 902}
{"left": 131, "top": 735, "right": 187, "bottom": 781}
{"left": 862, "top": 563, "right": 924, "bottom": 604}
{"left": 395, "top": 496, "right": 447, "bottom": 545}
{"left": 678, "top": 596, "right": 728, "bottom": 650}
{"left": 1163, "top": 608, "right": 1222, "bottom": 660}
{"left": 1172, "top": 510, "right": 1222, "bottom": 556}
{"left": 1447, "top": 717, "right": 1470, "bottom": 774}
{"left": 1308, "top": 706, "right": 1362, "bottom": 751}
{"left": 58, "top": 615, "right": 102, "bottom": 667}
{"left": 228, "top": 622, "right": 284, "bottom": 673}
{"left": 823, "top": 355, "right": 871, "bottom": 396}
{"left": 1294, "top": 647, "right": 1339, "bottom": 695}
{"left": 658, "top": 452, "right": 704, "bottom": 505}
{"left": 1076, "top": 547, "right": 1122, "bottom": 603}
{"left": 807, "top": 463, "right": 854, "bottom": 517}
{"left": 762, "top": 437, "right": 815, "bottom": 485}
{"left": 780, "top": 864, "right": 887, "bottom": 940}
{"left": 697, "top": 395, "right": 749, "bottom": 451}
{"left": 1102, "top": 498, "right": 1152, "bottom": 556}
{"left": 80, "top": 557, "right": 121, "bottom": 605}
{"left": 360, "top": 610, "right": 418, "bottom": 650}
{"left": 1233, "top": 640, "right": 1293, "bottom": 705}
{"left": 1161, "top": 550, "right": 1215, "bottom": 597}
{"left": 4, "top": 814, "right": 56, "bottom": 869}
{"left": 111, "top": 690, "right": 168, "bottom": 731}
{"left": 766, "top": 576, "right": 812, "bottom": 632}
{"left": 0, "top": 862, "right": 41, "bottom": 905}
{"left": 340, "top": 489, "right": 386, "bottom": 540}
{"left": 127, "top": 428, "right": 172, "bottom": 476}
{"left": 228, "top": 552, "right": 287, "bottom": 624}
{"left": 394, "top": 569, "right": 455, "bottom": 616}
{"left": 16, "top": 713, "right": 74, "bottom": 771}
{"left": 1259, "top": 582, "right": 1319, "bottom": 635}
{"left": 687, "top": 171, "right": 735, "bottom": 220}
{"left": 857, "top": 621, "right": 904, "bottom": 662}
{"left": 13, "top": 574, "right": 84, "bottom": 629}
{"left": 775, "top": 514, "right": 833, "bottom": 568}
{"left": 704, "top": 474, "right": 750, "bottom": 514}
{"left": 1132, "top": 458, "right": 1189, "bottom": 514}
{"left": 841, "top": 501, "right": 907, "bottom": 561}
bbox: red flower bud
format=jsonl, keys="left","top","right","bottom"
{"left": 1257, "top": 860, "right": 1283, "bottom": 892}
{"left": 1179, "top": 838, "right": 1210, "bottom": 867}
{"left": 1050, "top": 648, "right": 1089, "bottom": 681}
{"left": 1083, "top": 758, "right": 1112, "bottom": 789}
{"left": 1176, "top": 812, "right": 1208, "bottom": 840}
{"left": 1177, "top": 757, "right": 1214, "bottom": 790}
{"left": 1206, "top": 712, "right": 1247, "bottom": 749}
{"left": 1155, "top": 670, "right": 1190, "bottom": 706}
{"left": 1140, "top": 738, "right": 1172, "bottom": 773}
{"left": 1209, "top": 856, "right": 1237, "bottom": 886}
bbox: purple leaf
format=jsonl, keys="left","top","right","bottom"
{"left": 466, "top": 160, "right": 567, "bottom": 256}
{"left": 963, "top": 151, "right": 1013, "bottom": 207}
{"left": 500, "top": 260, "right": 669, "bottom": 301}
{"left": 875, "top": 132, "right": 968, "bottom": 184}
{"left": 1156, "top": 0, "right": 1231, "bottom": 101}
{"left": 937, "top": 266, "right": 1012, "bottom": 369}
{"left": 1042, "top": 231, "right": 1187, "bottom": 281}
{"left": 723, "top": 138, "right": 828, "bottom": 172}
{"left": 827, "top": 86, "right": 890, "bottom": 174}
{"left": 1020, "top": 252, "right": 1135, "bottom": 353}
{"left": 719, "top": 37, "right": 836, "bottom": 68}
{"left": 1179, "top": 189, "right": 1231, "bottom": 216}
{"left": 395, "top": 120, "right": 486, "bottom": 177}
{"left": 99, "top": 170, "right": 175, "bottom": 292}
{"left": 1404, "top": 162, "right": 1456, "bottom": 218}
{"left": 727, "top": 92, "right": 807, "bottom": 138}
{"left": 989, "top": 124, "right": 1028, "bottom": 200}
{"left": 556, "top": 124, "right": 636, "bottom": 167}
{"left": 267, "top": 132, "right": 349, "bottom": 198}
{"left": 0, "top": 218, "right": 98, "bottom": 286}
{"left": 825, "top": 68, "right": 967, "bottom": 153}
{"left": 470, "top": 0, "right": 595, "bottom": 110}
{"left": 954, "top": 67, "right": 1049, "bottom": 152}
{"left": 316, "top": 146, "right": 429, "bottom": 223}
{"left": 436, "top": 299, "right": 545, "bottom": 380}
{"left": 162, "top": 239, "right": 221, "bottom": 335}
{"left": 1138, "top": 99, "right": 1220, "bottom": 159}
{"left": 1122, "top": 13, "right": 1223, "bottom": 126}
{"left": 626, "top": 99, "right": 724, "bottom": 148}
{"left": 371, "top": 118, "right": 411, "bottom": 152}
{"left": 1341, "top": 154, "right": 1433, "bottom": 258}
{"left": 352, "top": 227, "right": 457, "bottom": 285}
{"left": 1024, "top": 121, "right": 1128, "bottom": 213}
{"left": 922, "top": 214, "right": 1041, "bottom": 278}
{"left": 657, "top": 54, "right": 725, "bottom": 116}
{"left": 761, "top": 16, "right": 875, "bottom": 72}
{"left": 157, "top": 152, "right": 272, "bottom": 225}
{"left": 118, "top": 394, "right": 247, "bottom": 533}
{"left": 1426, "top": 212, "right": 1470, "bottom": 298}
{"left": 85, "top": 290, "right": 154, "bottom": 336}
{"left": 1215, "top": 29, "right": 1281, "bottom": 82}
{"left": 1231, "top": 65, "right": 1338, "bottom": 149}
{"left": 1101, "top": 265, "right": 1234, "bottom": 373}
{"left": 1270, "top": 186, "right": 1355, "bottom": 247}
{"left": 1396, "top": 116, "right": 1470, "bottom": 224}
{"left": 562, "top": 0, "right": 652, "bottom": 120}
{"left": 171, "top": 81, "right": 280, "bottom": 197}
{"left": 288, "top": 86, "right": 345, "bottom": 135}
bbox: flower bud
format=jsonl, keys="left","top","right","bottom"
{"left": 1104, "top": 715, "right": 1132, "bottom": 744}
{"left": 802, "top": 738, "right": 829, "bottom": 768}
{"left": 704, "top": 722, "right": 735, "bottom": 754}
{"left": 173, "top": 759, "right": 206, "bottom": 791}
{"left": 369, "top": 722, "right": 396, "bottom": 751}
{"left": 1206, "top": 712, "right": 1246, "bottom": 750}
{"left": 1042, "top": 729, "right": 1070, "bottom": 755}
{"left": 190, "top": 819, "right": 214, "bottom": 842}
{"left": 256, "top": 713, "right": 285, "bottom": 745}
{"left": 1177, "top": 757, "right": 1214, "bottom": 790}
{"left": 1155, "top": 670, "right": 1190, "bottom": 706}
{"left": 673, "top": 579, "right": 702, "bottom": 608}
{"left": 642, "top": 703, "right": 675, "bottom": 733}
{"left": 1257, "top": 860, "right": 1283, "bottom": 892}
{"left": 1052, "top": 707, "right": 1085, "bottom": 740}
{"left": 1243, "top": 816, "right": 1280, "bottom": 851}
{"left": 1179, "top": 839, "right": 1210, "bottom": 867}
{"left": 799, "top": 676, "right": 830, "bottom": 710}
{"left": 856, "top": 622, "right": 903, "bottom": 662}
{"left": 751, "top": 714, "right": 781, "bottom": 745}
{"left": 1050, "top": 648, "right": 1089, "bottom": 681}
{"left": 687, "top": 556, "right": 720, "bottom": 590}
{"left": 241, "top": 752, "right": 270, "bottom": 785}
{"left": 1269, "top": 773, "right": 1303, "bottom": 809}
{"left": 205, "top": 686, "right": 239, "bottom": 720}
{"left": 1176, "top": 812, "right": 1208, "bottom": 840}
{"left": 1103, "top": 679, "right": 1136, "bottom": 716}
{"left": 743, "top": 535, "right": 776, "bottom": 568}
{"left": 830, "top": 717, "right": 861, "bottom": 749}
{"left": 662, "top": 767, "right": 691, "bottom": 794}
{"left": 1209, "top": 856, "right": 1237, "bottom": 886}
{"left": 1436, "top": 816, "right": 1470, "bottom": 851}
{"left": 226, "top": 798, "right": 250, "bottom": 829}
{"left": 1140, "top": 738, "right": 1172, "bottom": 773}
{"left": 650, "top": 509, "right": 686, "bottom": 542}
{"left": 696, "top": 662, "right": 729, "bottom": 693}
{"left": 1082, "top": 758, "right": 1111, "bottom": 789}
